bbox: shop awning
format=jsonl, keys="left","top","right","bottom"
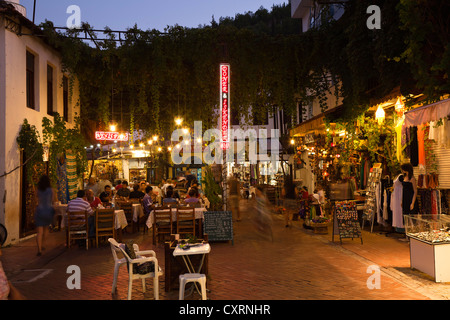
{"left": 290, "top": 114, "right": 325, "bottom": 137}
{"left": 404, "top": 98, "right": 450, "bottom": 126}
{"left": 290, "top": 106, "right": 343, "bottom": 137}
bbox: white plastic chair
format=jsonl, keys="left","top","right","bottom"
{"left": 108, "top": 238, "right": 163, "bottom": 300}
{"left": 108, "top": 238, "right": 127, "bottom": 294}
{"left": 179, "top": 273, "right": 207, "bottom": 300}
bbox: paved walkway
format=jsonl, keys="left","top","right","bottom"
{"left": 2, "top": 199, "right": 449, "bottom": 300}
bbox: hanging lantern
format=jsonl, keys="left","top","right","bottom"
{"left": 395, "top": 97, "right": 405, "bottom": 116}
{"left": 375, "top": 105, "right": 385, "bottom": 125}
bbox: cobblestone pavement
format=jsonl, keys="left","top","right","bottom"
{"left": 2, "top": 199, "right": 449, "bottom": 301}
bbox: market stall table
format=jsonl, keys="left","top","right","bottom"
{"left": 173, "top": 242, "right": 211, "bottom": 296}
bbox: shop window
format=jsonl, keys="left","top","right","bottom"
{"left": 26, "top": 51, "right": 35, "bottom": 110}
{"left": 47, "top": 64, "right": 54, "bottom": 115}
{"left": 63, "top": 76, "right": 69, "bottom": 122}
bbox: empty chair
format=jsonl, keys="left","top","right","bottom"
{"left": 176, "top": 206, "right": 196, "bottom": 238}
{"left": 66, "top": 211, "right": 89, "bottom": 250}
{"left": 179, "top": 273, "right": 207, "bottom": 300}
{"left": 119, "top": 202, "right": 134, "bottom": 233}
{"left": 153, "top": 205, "right": 173, "bottom": 244}
{"left": 108, "top": 238, "right": 163, "bottom": 300}
{"left": 96, "top": 208, "right": 115, "bottom": 247}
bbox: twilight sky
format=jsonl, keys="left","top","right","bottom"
{"left": 20, "top": 0, "right": 288, "bottom": 31}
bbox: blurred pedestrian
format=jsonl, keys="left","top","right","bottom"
{"left": 252, "top": 185, "right": 273, "bottom": 241}
{"left": 1, "top": 230, "right": 25, "bottom": 300}
{"left": 227, "top": 174, "right": 241, "bottom": 221}
{"left": 35, "top": 175, "right": 56, "bottom": 256}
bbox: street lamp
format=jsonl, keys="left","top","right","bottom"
{"left": 175, "top": 117, "right": 183, "bottom": 126}
{"left": 375, "top": 105, "right": 385, "bottom": 125}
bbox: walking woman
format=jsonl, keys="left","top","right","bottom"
{"left": 34, "top": 175, "right": 56, "bottom": 256}
{"left": 400, "top": 163, "right": 419, "bottom": 215}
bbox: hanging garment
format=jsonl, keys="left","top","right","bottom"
{"left": 403, "top": 126, "right": 411, "bottom": 159}
{"left": 417, "top": 124, "right": 426, "bottom": 166}
{"left": 431, "top": 190, "right": 438, "bottom": 216}
{"left": 66, "top": 153, "right": 78, "bottom": 201}
{"left": 376, "top": 182, "right": 382, "bottom": 224}
{"left": 419, "top": 189, "right": 431, "bottom": 215}
{"left": 383, "top": 189, "right": 389, "bottom": 221}
{"left": 429, "top": 119, "right": 449, "bottom": 148}
{"left": 396, "top": 119, "right": 404, "bottom": 162}
{"left": 391, "top": 174, "right": 404, "bottom": 228}
{"left": 409, "top": 127, "right": 419, "bottom": 166}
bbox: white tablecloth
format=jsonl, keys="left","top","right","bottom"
{"left": 54, "top": 204, "right": 68, "bottom": 217}
{"left": 132, "top": 203, "right": 144, "bottom": 222}
{"left": 146, "top": 207, "right": 206, "bottom": 229}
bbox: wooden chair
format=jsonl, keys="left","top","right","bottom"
{"left": 119, "top": 201, "right": 134, "bottom": 233}
{"left": 153, "top": 205, "right": 173, "bottom": 244}
{"left": 176, "top": 206, "right": 196, "bottom": 238}
{"left": 96, "top": 208, "right": 115, "bottom": 248}
{"left": 67, "top": 211, "right": 89, "bottom": 250}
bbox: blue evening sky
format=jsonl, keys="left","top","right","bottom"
{"left": 20, "top": 0, "right": 288, "bottom": 31}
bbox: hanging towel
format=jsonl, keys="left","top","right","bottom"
{"left": 391, "top": 174, "right": 404, "bottom": 229}
{"left": 409, "top": 127, "right": 419, "bottom": 166}
{"left": 417, "top": 124, "right": 426, "bottom": 166}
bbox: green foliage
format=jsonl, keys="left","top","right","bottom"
{"left": 201, "top": 166, "right": 223, "bottom": 211}
{"left": 398, "top": 0, "right": 450, "bottom": 99}
{"left": 42, "top": 113, "right": 88, "bottom": 185}
{"left": 16, "top": 120, "right": 44, "bottom": 184}
{"left": 37, "top": 0, "right": 449, "bottom": 138}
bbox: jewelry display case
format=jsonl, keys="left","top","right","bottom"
{"left": 404, "top": 214, "right": 450, "bottom": 282}
{"left": 404, "top": 214, "right": 450, "bottom": 244}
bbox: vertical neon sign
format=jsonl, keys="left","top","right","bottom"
{"left": 220, "top": 64, "right": 230, "bottom": 150}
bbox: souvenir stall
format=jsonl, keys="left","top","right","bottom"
{"left": 400, "top": 98, "right": 450, "bottom": 282}
{"left": 403, "top": 98, "right": 450, "bottom": 217}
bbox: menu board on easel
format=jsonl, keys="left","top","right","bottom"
{"left": 361, "top": 165, "right": 382, "bottom": 232}
{"left": 333, "top": 201, "right": 363, "bottom": 244}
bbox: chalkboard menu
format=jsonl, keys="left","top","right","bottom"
{"left": 203, "top": 211, "right": 234, "bottom": 244}
{"left": 333, "top": 201, "right": 363, "bottom": 244}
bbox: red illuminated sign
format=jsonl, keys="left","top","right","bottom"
{"left": 220, "top": 64, "right": 230, "bottom": 150}
{"left": 95, "top": 132, "right": 129, "bottom": 142}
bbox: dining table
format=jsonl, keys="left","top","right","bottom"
{"left": 146, "top": 207, "right": 206, "bottom": 228}
{"left": 57, "top": 207, "right": 128, "bottom": 242}
{"left": 131, "top": 203, "right": 145, "bottom": 222}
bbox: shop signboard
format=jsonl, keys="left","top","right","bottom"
{"left": 203, "top": 211, "right": 234, "bottom": 244}
{"left": 304, "top": 133, "right": 315, "bottom": 144}
{"left": 95, "top": 131, "right": 129, "bottom": 142}
{"left": 220, "top": 63, "right": 230, "bottom": 150}
{"left": 333, "top": 201, "right": 363, "bottom": 244}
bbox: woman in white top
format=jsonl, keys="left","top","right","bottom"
{"left": 0, "top": 234, "right": 25, "bottom": 300}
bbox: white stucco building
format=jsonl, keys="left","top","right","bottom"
{"left": 0, "top": 0, "right": 80, "bottom": 245}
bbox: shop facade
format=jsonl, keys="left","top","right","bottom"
{"left": 0, "top": 4, "right": 81, "bottom": 244}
